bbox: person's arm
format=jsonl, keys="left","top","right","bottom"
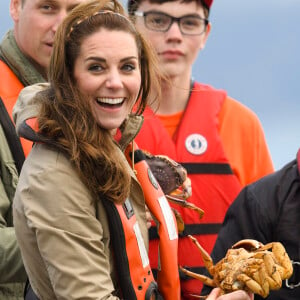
{"left": 201, "top": 172, "right": 278, "bottom": 297}
{"left": 0, "top": 178, "right": 26, "bottom": 283}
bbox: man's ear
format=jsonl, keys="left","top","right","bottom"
{"left": 199, "top": 22, "right": 211, "bottom": 51}
{"left": 10, "top": 0, "right": 22, "bottom": 22}
{"left": 203, "top": 22, "right": 211, "bottom": 45}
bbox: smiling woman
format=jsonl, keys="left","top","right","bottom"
{"left": 11, "top": 0, "right": 167, "bottom": 299}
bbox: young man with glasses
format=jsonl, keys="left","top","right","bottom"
{"left": 128, "top": 0, "right": 274, "bottom": 298}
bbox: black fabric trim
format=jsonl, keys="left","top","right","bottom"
{"left": 102, "top": 198, "right": 137, "bottom": 300}
{"left": 132, "top": 149, "right": 146, "bottom": 163}
{"left": 148, "top": 227, "right": 158, "bottom": 240}
{"left": 149, "top": 223, "right": 221, "bottom": 240}
{"left": 18, "top": 120, "right": 40, "bottom": 143}
{"left": 0, "top": 96, "right": 25, "bottom": 175}
{"left": 180, "top": 162, "right": 233, "bottom": 174}
{"left": 180, "top": 223, "right": 222, "bottom": 236}
{"left": 24, "top": 280, "right": 39, "bottom": 300}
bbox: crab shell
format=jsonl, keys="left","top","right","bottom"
{"left": 180, "top": 237, "right": 293, "bottom": 298}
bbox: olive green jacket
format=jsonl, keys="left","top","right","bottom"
{"left": 0, "top": 125, "right": 25, "bottom": 298}
{"left": 0, "top": 30, "right": 46, "bottom": 299}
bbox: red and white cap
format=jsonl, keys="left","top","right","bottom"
{"left": 203, "top": 0, "right": 213, "bottom": 9}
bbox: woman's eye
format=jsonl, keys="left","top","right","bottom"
{"left": 122, "top": 64, "right": 135, "bottom": 72}
{"left": 88, "top": 65, "right": 103, "bottom": 72}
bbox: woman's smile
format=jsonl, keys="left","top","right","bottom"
{"left": 95, "top": 97, "right": 125, "bottom": 108}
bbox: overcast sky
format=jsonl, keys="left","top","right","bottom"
{"left": 1, "top": 0, "right": 300, "bottom": 170}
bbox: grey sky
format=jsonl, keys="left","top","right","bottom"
{"left": 1, "top": 0, "right": 300, "bottom": 170}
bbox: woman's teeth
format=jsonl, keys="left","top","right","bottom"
{"left": 96, "top": 97, "right": 124, "bottom": 105}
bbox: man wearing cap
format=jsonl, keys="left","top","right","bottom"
{"left": 127, "top": 0, "right": 274, "bottom": 298}
{"left": 0, "top": 0, "right": 87, "bottom": 298}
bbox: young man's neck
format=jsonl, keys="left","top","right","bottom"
{"left": 151, "top": 75, "right": 192, "bottom": 115}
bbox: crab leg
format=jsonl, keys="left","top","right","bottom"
{"left": 166, "top": 194, "right": 204, "bottom": 219}
{"left": 259, "top": 242, "right": 293, "bottom": 279}
{"left": 179, "top": 266, "right": 216, "bottom": 287}
{"left": 187, "top": 235, "right": 215, "bottom": 275}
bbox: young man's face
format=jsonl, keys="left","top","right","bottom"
{"left": 10, "top": 0, "right": 86, "bottom": 77}
{"left": 134, "top": 0, "right": 210, "bottom": 79}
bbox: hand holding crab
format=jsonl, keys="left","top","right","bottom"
{"left": 180, "top": 236, "right": 293, "bottom": 298}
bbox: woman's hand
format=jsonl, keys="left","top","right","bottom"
{"left": 206, "top": 288, "right": 254, "bottom": 300}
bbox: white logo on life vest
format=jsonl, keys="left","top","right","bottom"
{"left": 147, "top": 168, "right": 159, "bottom": 190}
{"left": 185, "top": 134, "right": 207, "bottom": 155}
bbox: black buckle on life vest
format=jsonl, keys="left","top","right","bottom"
{"left": 285, "top": 261, "right": 300, "bottom": 289}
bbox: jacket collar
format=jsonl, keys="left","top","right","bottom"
{"left": 0, "top": 30, "right": 46, "bottom": 86}
{"left": 118, "top": 115, "right": 144, "bottom": 151}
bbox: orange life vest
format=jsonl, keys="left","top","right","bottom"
{"left": 135, "top": 82, "right": 242, "bottom": 298}
{"left": 0, "top": 60, "right": 32, "bottom": 158}
{"left": 125, "top": 142, "right": 181, "bottom": 300}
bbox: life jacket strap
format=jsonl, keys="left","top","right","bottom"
{"left": 180, "top": 162, "right": 233, "bottom": 174}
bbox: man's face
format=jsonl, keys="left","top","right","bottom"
{"left": 134, "top": 0, "right": 210, "bottom": 79}
{"left": 10, "top": 0, "right": 86, "bottom": 77}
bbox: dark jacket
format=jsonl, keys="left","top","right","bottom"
{"left": 201, "top": 152, "right": 300, "bottom": 299}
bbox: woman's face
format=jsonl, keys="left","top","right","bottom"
{"left": 74, "top": 28, "right": 141, "bottom": 133}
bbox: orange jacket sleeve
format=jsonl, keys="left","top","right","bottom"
{"left": 219, "top": 96, "right": 274, "bottom": 186}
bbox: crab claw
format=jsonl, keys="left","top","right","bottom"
{"left": 170, "top": 177, "right": 192, "bottom": 199}
{"left": 232, "top": 239, "right": 263, "bottom": 251}
{"left": 166, "top": 194, "right": 204, "bottom": 219}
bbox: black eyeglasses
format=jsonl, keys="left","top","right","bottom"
{"left": 134, "top": 11, "right": 208, "bottom": 36}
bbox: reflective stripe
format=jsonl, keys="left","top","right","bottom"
{"left": 157, "top": 196, "right": 177, "bottom": 241}
{"left": 133, "top": 222, "right": 149, "bottom": 268}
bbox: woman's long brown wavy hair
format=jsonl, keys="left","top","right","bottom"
{"left": 37, "top": 0, "right": 162, "bottom": 204}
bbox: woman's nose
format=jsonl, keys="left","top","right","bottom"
{"left": 105, "top": 71, "right": 123, "bottom": 89}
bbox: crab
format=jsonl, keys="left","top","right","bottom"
{"left": 180, "top": 235, "right": 293, "bottom": 298}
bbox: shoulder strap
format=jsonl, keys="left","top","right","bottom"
{"left": 0, "top": 96, "right": 25, "bottom": 174}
